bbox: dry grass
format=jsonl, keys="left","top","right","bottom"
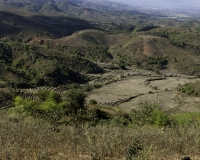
{"left": 0, "top": 109, "right": 200, "bottom": 160}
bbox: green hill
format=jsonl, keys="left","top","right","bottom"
{"left": 0, "top": 11, "right": 96, "bottom": 38}
{"left": 0, "top": 0, "right": 156, "bottom": 25}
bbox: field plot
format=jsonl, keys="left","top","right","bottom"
{"left": 87, "top": 71, "right": 200, "bottom": 113}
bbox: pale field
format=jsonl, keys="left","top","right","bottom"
{"left": 87, "top": 70, "right": 200, "bottom": 113}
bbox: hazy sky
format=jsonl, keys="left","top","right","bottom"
{"left": 110, "top": 0, "right": 200, "bottom": 9}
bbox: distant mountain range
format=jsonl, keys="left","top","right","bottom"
{"left": 0, "top": 0, "right": 155, "bottom": 24}
{"left": 0, "top": 0, "right": 133, "bottom": 13}
{"left": 66, "top": 0, "right": 133, "bottom": 11}
{"left": 0, "top": 0, "right": 199, "bottom": 22}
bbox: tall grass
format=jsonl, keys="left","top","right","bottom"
{"left": 0, "top": 109, "right": 200, "bottom": 160}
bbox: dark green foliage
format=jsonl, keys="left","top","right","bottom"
{"left": 0, "top": 92, "right": 12, "bottom": 103}
{"left": 36, "top": 90, "right": 62, "bottom": 103}
{"left": 109, "top": 115, "right": 129, "bottom": 127}
{"left": 0, "top": 39, "right": 103, "bottom": 87}
{"left": 135, "top": 25, "right": 159, "bottom": 32}
{"left": 147, "top": 57, "right": 168, "bottom": 66}
{"left": 63, "top": 89, "right": 86, "bottom": 115}
{"left": 59, "top": 45, "right": 113, "bottom": 62}
{"left": 118, "top": 60, "right": 126, "bottom": 70}
{"left": 68, "top": 108, "right": 110, "bottom": 125}
{"left": 83, "top": 85, "right": 94, "bottom": 92}
{"left": 89, "top": 99, "right": 97, "bottom": 105}
{"left": 66, "top": 55, "right": 104, "bottom": 74}
{"left": 0, "top": 43, "right": 12, "bottom": 62}
{"left": 0, "top": 11, "right": 95, "bottom": 38}
{"left": 142, "top": 56, "right": 168, "bottom": 71}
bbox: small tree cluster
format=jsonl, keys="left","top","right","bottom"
{"left": 11, "top": 89, "right": 87, "bottom": 122}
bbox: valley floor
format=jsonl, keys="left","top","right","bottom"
{"left": 87, "top": 68, "right": 200, "bottom": 113}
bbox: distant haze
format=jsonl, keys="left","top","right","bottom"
{"left": 110, "top": 0, "right": 200, "bottom": 9}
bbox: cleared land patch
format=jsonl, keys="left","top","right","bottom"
{"left": 87, "top": 69, "right": 200, "bottom": 113}
{"left": 143, "top": 36, "right": 162, "bottom": 57}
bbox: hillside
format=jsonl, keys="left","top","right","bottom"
{"left": 0, "top": 11, "right": 95, "bottom": 38}
{"left": 1, "top": 1, "right": 200, "bottom": 160}
{"left": 39, "top": 2, "right": 62, "bottom": 15}
{"left": 0, "top": 0, "right": 157, "bottom": 24}
{"left": 67, "top": 0, "right": 133, "bottom": 11}
{"left": 1, "top": 18, "right": 200, "bottom": 90}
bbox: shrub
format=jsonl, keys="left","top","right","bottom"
{"left": 11, "top": 91, "right": 67, "bottom": 122}
{"left": 11, "top": 96, "right": 36, "bottom": 116}
{"left": 152, "top": 109, "right": 170, "bottom": 127}
{"left": 129, "top": 103, "right": 170, "bottom": 127}
{"left": 129, "top": 103, "right": 154, "bottom": 126}
{"left": 170, "top": 112, "right": 200, "bottom": 126}
{"left": 36, "top": 90, "right": 62, "bottom": 103}
{"left": 63, "top": 89, "right": 86, "bottom": 115}
{"left": 109, "top": 115, "right": 128, "bottom": 127}
{"left": 89, "top": 99, "right": 97, "bottom": 105}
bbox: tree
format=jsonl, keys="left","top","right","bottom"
{"left": 63, "top": 89, "right": 86, "bottom": 115}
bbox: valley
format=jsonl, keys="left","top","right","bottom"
{"left": 1, "top": 0, "right": 200, "bottom": 159}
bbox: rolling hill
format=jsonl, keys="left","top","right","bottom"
{"left": 0, "top": 0, "right": 200, "bottom": 98}
{"left": 0, "top": 0, "right": 156, "bottom": 24}
{"left": 0, "top": 11, "right": 96, "bottom": 38}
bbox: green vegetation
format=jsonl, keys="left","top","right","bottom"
{"left": 10, "top": 90, "right": 86, "bottom": 121}
{"left": 128, "top": 104, "right": 170, "bottom": 127}
{"left": 179, "top": 82, "right": 200, "bottom": 96}
{"left": 1, "top": 1, "right": 200, "bottom": 159}
{"left": 1, "top": 100, "right": 200, "bottom": 159}
{"left": 138, "top": 56, "right": 168, "bottom": 71}
{"left": 10, "top": 94, "right": 200, "bottom": 128}
{"left": 0, "top": 11, "right": 95, "bottom": 38}
{"left": 89, "top": 99, "right": 97, "bottom": 105}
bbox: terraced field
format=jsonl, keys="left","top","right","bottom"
{"left": 87, "top": 68, "right": 200, "bottom": 113}
{"left": 1, "top": 64, "right": 200, "bottom": 114}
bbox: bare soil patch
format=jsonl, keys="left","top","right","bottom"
{"left": 143, "top": 36, "right": 162, "bottom": 57}
{"left": 87, "top": 69, "right": 200, "bottom": 113}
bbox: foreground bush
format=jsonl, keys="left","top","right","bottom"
{"left": 10, "top": 89, "right": 87, "bottom": 122}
